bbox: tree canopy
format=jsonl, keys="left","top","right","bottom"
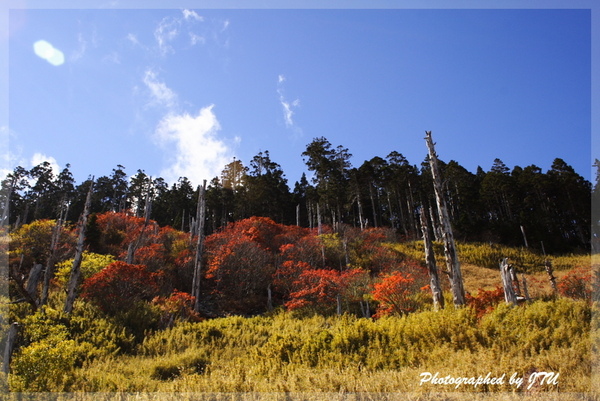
{"left": 1, "top": 137, "right": 593, "bottom": 253}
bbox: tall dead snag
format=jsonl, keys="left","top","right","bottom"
{"left": 545, "top": 259, "right": 558, "bottom": 294}
{"left": 9, "top": 265, "right": 38, "bottom": 311}
{"left": 500, "top": 258, "right": 518, "bottom": 305}
{"left": 192, "top": 180, "right": 207, "bottom": 314}
{"left": 64, "top": 180, "right": 94, "bottom": 314}
{"left": 41, "top": 203, "right": 68, "bottom": 306}
{"left": 126, "top": 179, "right": 153, "bottom": 264}
{"left": 25, "top": 264, "right": 43, "bottom": 300}
{"left": 419, "top": 208, "right": 445, "bottom": 310}
{"left": 425, "top": 131, "right": 466, "bottom": 306}
{"left": 2, "top": 322, "right": 19, "bottom": 374}
{"left": 541, "top": 242, "right": 558, "bottom": 294}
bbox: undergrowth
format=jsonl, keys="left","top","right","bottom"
{"left": 392, "top": 241, "right": 589, "bottom": 273}
{"left": 8, "top": 298, "right": 591, "bottom": 394}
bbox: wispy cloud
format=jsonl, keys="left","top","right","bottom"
{"left": 70, "top": 25, "right": 99, "bottom": 62}
{"left": 127, "top": 33, "right": 141, "bottom": 46}
{"left": 277, "top": 74, "right": 302, "bottom": 136}
{"left": 102, "top": 51, "right": 121, "bottom": 64}
{"left": 189, "top": 32, "right": 205, "bottom": 46}
{"left": 71, "top": 32, "right": 87, "bottom": 61}
{"left": 154, "top": 16, "right": 180, "bottom": 56}
{"left": 183, "top": 9, "right": 203, "bottom": 22}
{"left": 143, "top": 69, "right": 178, "bottom": 109}
{"left": 153, "top": 9, "right": 208, "bottom": 56}
{"left": 154, "top": 105, "right": 233, "bottom": 185}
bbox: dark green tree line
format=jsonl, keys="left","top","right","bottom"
{"left": 1, "top": 138, "right": 592, "bottom": 253}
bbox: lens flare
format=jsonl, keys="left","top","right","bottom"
{"left": 33, "top": 40, "right": 65, "bottom": 66}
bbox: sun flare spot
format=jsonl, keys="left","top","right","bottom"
{"left": 33, "top": 40, "right": 65, "bottom": 66}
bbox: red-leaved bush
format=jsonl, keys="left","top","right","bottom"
{"left": 81, "top": 261, "right": 163, "bottom": 314}
{"left": 371, "top": 271, "right": 418, "bottom": 317}
{"left": 152, "top": 289, "right": 201, "bottom": 326}
{"left": 466, "top": 286, "right": 506, "bottom": 319}
{"left": 558, "top": 266, "right": 593, "bottom": 301}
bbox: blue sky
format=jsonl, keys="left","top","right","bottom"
{"left": 1, "top": 4, "right": 595, "bottom": 188}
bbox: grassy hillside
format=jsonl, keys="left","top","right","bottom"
{"left": 5, "top": 298, "right": 595, "bottom": 395}
{"left": 3, "top": 232, "right": 597, "bottom": 398}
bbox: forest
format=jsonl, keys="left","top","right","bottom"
{"left": 0, "top": 135, "right": 597, "bottom": 396}
{"left": 2, "top": 136, "right": 594, "bottom": 253}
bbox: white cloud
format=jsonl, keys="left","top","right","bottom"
{"left": 31, "top": 153, "right": 60, "bottom": 175}
{"left": 182, "top": 9, "right": 203, "bottom": 22}
{"left": 143, "top": 69, "right": 178, "bottom": 109}
{"left": 154, "top": 105, "right": 233, "bottom": 185}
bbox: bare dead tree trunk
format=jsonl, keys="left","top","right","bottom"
{"left": 425, "top": 131, "right": 465, "bottom": 306}
{"left": 317, "top": 203, "right": 322, "bottom": 235}
{"left": 357, "top": 193, "right": 365, "bottom": 231}
{"left": 9, "top": 265, "right": 37, "bottom": 311}
{"left": 41, "top": 205, "right": 68, "bottom": 306}
{"left": 126, "top": 180, "right": 153, "bottom": 264}
{"left": 545, "top": 259, "right": 558, "bottom": 294}
{"left": 522, "top": 274, "right": 531, "bottom": 301}
{"left": 192, "top": 180, "right": 207, "bottom": 314}
{"left": 541, "top": 241, "right": 558, "bottom": 294}
{"left": 368, "top": 184, "right": 378, "bottom": 228}
{"left": 520, "top": 225, "right": 529, "bottom": 248}
{"left": 500, "top": 258, "right": 518, "bottom": 305}
{"left": 429, "top": 205, "right": 442, "bottom": 242}
{"left": 316, "top": 203, "right": 326, "bottom": 267}
{"left": 407, "top": 181, "right": 419, "bottom": 239}
{"left": 510, "top": 264, "right": 522, "bottom": 298}
{"left": 419, "top": 208, "right": 445, "bottom": 310}
{"left": 2, "top": 322, "right": 19, "bottom": 374}
{"left": 0, "top": 176, "right": 16, "bottom": 227}
{"left": 64, "top": 180, "right": 94, "bottom": 314}
{"left": 25, "top": 264, "right": 43, "bottom": 301}
{"left": 267, "top": 284, "right": 273, "bottom": 312}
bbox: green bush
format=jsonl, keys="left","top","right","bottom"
{"left": 10, "top": 337, "right": 78, "bottom": 391}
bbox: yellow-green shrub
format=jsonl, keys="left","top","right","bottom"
{"left": 54, "top": 251, "right": 116, "bottom": 287}
{"left": 10, "top": 338, "right": 78, "bottom": 391}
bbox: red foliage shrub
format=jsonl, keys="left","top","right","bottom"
{"left": 152, "top": 289, "right": 202, "bottom": 326}
{"left": 558, "top": 266, "right": 593, "bottom": 301}
{"left": 81, "top": 261, "right": 163, "bottom": 314}
{"left": 205, "top": 235, "right": 274, "bottom": 314}
{"left": 371, "top": 271, "right": 418, "bottom": 317}
{"left": 466, "top": 286, "right": 505, "bottom": 318}
{"left": 94, "top": 212, "right": 147, "bottom": 256}
{"left": 286, "top": 268, "right": 339, "bottom": 311}
{"left": 285, "top": 268, "right": 368, "bottom": 313}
